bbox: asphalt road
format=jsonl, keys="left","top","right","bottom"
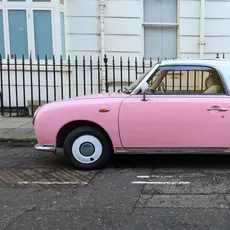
{"left": 1, "top": 142, "right": 230, "bottom": 229}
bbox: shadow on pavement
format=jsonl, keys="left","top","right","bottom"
{"left": 109, "top": 154, "right": 230, "bottom": 170}
{"left": 3, "top": 142, "right": 230, "bottom": 171}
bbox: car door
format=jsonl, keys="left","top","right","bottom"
{"left": 118, "top": 64, "right": 230, "bottom": 150}
{"left": 118, "top": 95, "right": 230, "bottom": 149}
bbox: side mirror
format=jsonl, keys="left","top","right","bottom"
{"left": 140, "top": 82, "right": 149, "bottom": 101}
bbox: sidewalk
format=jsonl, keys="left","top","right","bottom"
{"left": 0, "top": 116, "right": 36, "bottom": 142}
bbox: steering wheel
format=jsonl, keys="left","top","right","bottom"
{"left": 158, "top": 82, "right": 166, "bottom": 93}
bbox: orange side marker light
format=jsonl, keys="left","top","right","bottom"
{"left": 99, "top": 108, "right": 110, "bottom": 113}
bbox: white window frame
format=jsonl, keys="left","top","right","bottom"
{"left": 140, "top": 0, "right": 180, "bottom": 61}
{"left": 0, "top": 7, "right": 5, "bottom": 58}
{"left": 59, "top": 1, "right": 67, "bottom": 59}
{"left": 60, "top": 10, "right": 67, "bottom": 60}
{"left": 0, "top": 0, "right": 64, "bottom": 60}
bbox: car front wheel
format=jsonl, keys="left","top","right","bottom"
{"left": 63, "top": 126, "right": 112, "bottom": 169}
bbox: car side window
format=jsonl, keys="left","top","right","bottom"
{"left": 146, "top": 65, "right": 226, "bottom": 95}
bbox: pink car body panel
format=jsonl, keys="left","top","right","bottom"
{"left": 34, "top": 92, "right": 128, "bottom": 149}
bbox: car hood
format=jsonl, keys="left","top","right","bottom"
{"left": 65, "top": 92, "right": 128, "bottom": 100}
{"left": 73, "top": 92, "right": 127, "bottom": 100}
{"left": 41, "top": 92, "right": 129, "bottom": 106}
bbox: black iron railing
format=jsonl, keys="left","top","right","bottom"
{"left": 0, "top": 53, "right": 227, "bottom": 117}
{"left": 0, "top": 54, "right": 157, "bottom": 117}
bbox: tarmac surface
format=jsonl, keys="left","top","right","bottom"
{"left": 1, "top": 142, "right": 230, "bottom": 229}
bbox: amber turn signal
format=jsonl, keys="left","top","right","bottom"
{"left": 99, "top": 108, "right": 110, "bottom": 113}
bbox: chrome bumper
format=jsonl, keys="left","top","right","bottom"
{"left": 35, "top": 144, "right": 56, "bottom": 152}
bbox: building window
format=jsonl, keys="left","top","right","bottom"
{"left": 0, "top": 10, "right": 5, "bottom": 59}
{"left": 33, "top": 10, "right": 53, "bottom": 59}
{"left": 8, "top": 10, "right": 29, "bottom": 59}
{"left": 1, "top": 1, "right": 66, "bottom": 60}
{"left": 143, "top": 0, "right": 178, "bottom": 60}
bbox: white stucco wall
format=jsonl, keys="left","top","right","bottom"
{"left": 65, "top": 0, "right": 142, "bottom": 64}
{"left": 1, "top": 0, "right": 230, "bottom": 112}
{"left": 204, "top": 0, "right": 230, "bottom": 58}
{"left": 180, "top": 0, "right": 230, "bottom": 59}
{"left": 66, "top": 0, "right": 230, "bottom": 62}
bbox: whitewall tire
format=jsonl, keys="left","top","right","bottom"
{"left": 63, "top": 126, "right": 113, "bottom": 169}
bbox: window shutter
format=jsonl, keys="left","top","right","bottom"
{"left": 144, "top": 0, "right": 177, "bottom": 60}
{"left": 8, "top": 10, "right": 29, "bottom": 59}
{"left": 144, "top": 27, "right": 177, "bottom": 60}
{"left": 33, "top": 10, "right": 53, "bottom": 59}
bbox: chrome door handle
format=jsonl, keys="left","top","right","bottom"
{"left": 207, "top": 107, "right": 228, "bottom": 111}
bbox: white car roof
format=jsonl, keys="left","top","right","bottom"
{"left": 159, "top": 58, "right": 230, "bottom": 68}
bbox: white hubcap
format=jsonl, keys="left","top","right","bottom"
{"left": 71, "top": 135, "right": 103, "bottom": 164}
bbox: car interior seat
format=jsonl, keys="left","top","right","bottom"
{"left": 203, "top": 72, "right": 222, "bottom": 94}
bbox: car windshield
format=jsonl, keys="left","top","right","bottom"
{"left": 121, "top": 67, "right": 154, "bottom": 94}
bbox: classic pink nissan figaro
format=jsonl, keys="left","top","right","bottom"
{"left": 33, "top": 59, "right": 230, "bottom": 169}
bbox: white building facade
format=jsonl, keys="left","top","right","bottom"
{"left": 1, "top": 0, "right": 230, "bottom": 115}
{"left": 0, "top": 0, "right": 230, "bottom": 63}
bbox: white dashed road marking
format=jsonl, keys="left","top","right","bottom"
{"left": 132, "top": 181, "right": 190, "bottom": 185}
{"left": 132, "top": 175, "right": 191, "bottom": 185}
{"left": 137, "top": 175, "right": 177, "bottom": 179}
{"left": 18, "top": 181, "right": 88, "bottom": 185}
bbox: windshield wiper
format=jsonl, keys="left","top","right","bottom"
{"left": 117, "top": 87, "right": 130, "bottom": 94}
{"left": 123, "top": 87, "right": 131, "bottom": 93}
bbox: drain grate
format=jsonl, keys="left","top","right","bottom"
{"left": 0, "top": 168, "right": 97, "bottom": 187}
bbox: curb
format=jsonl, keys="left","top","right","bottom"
{"left": 0, "top": 137, "right": 36, "bottom": 143}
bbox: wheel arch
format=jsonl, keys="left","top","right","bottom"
{"left": 56, "top": 120, "right": 114, "bottom": 150}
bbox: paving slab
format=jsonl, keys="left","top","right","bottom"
{"left": 19, "top": 122, "right": 34, "bottom": 129}
{"left": 0, "top": 121, "right": 27, "bottom": 129}
{"left": 0, "top": 116, "right": 35, "bottom": 142}
{"left": 0, "top": 128, "right": 12, "bottom": 134}
{"left": 6, "top": 128, "right": 34, "bottom": 134}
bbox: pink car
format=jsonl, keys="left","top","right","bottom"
{"left": 33, "top": 59, "right": 230, "bottom": 169}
